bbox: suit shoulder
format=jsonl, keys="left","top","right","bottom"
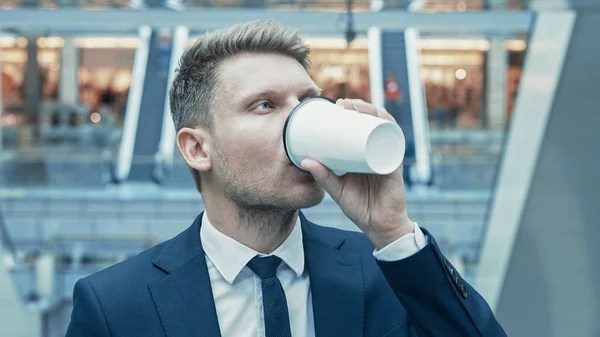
{"left": 70, "top": 237, "right": 179, "bottom": 334}
{"left": 85, "top": 238, "right": 171, "bottom": 291}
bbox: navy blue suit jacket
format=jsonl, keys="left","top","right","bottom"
{"left": 66, "top": 212, "right": 506, "bottom": 337}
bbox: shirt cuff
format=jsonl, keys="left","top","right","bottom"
{"left": 373, "top": 223, "right": 428, "bottom": 262}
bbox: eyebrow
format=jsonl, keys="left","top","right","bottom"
{"left": 239, "top": 84, "right": 322, "bottom": 108}
{"left": 304, "top": 85, "right": 323, "bottom": 96}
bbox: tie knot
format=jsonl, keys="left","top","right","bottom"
{"left": 247, "top": 256, "right": 282, "bottom": 280}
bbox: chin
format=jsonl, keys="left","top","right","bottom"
{"left": 228, "top": 179, "right": 324, "bottom": 211}
{"left": 284, "top": 183, "right": 325, "bottom": 210}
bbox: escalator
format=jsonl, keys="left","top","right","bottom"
{"left": 115, "top": 26, "right": 190, "bottom": 185}
{"left": 125, "top": 28, "right": 173, "bottom": 182}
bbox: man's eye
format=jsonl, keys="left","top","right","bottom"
{"left": 255, "top": 102, "right": 273, "bottom": 111}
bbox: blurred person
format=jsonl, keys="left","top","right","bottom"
{"left": 66, "top": 21, "right": 506, "bottom": 337}
{"left": 457, "top": 87, "right": 480, "bottom": 129}
{"left": 110, "top": 89, "right": 129, "bottom": 125}
{"left": 79, "top": 84, "right": 101, "bottom": 112}
{"left": 42, "top": 69, "right": 59, "bottom": 101}
{"left": 432, "top": 85, "right": 449, "bottom": 128}
{"left": 424, "top": 82, "right": 435, "bottom": 118}
{"left": 100, "top": 87, "right": 115, "bottom": 108}
{"left": 1, "top": 75, "right": 24, "bottom": 111}
{"left": 1, "top": 71, "right": 15, "bottom": 100}
{"left": 447, "top": 89, "right": 459, "bottom": 129}
{"left": 97, "top": 87, "right": 116, "bottom": 128}
{"left": 384, "top": 73, "right": 402, "bottom": 121}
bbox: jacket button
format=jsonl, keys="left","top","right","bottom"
{"left": 459, "top": 284, "right": 467, "bottom": 298}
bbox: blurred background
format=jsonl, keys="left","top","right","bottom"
{"left": 0, "top": 1, "right": 599, "bottom": 336}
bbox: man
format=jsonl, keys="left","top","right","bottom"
{"left": 66, "top": 21, "right": 506, "bottom": 337}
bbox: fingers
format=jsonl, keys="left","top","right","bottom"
{"left": 336, "top": 98, "right": 378, "bottom": 117}
{"left": 300, "top": 158, "right": 343, "bottom": 201}
{"left": 336, "top": 98, "right": 396, "bottom": 122}
{"left": 376, "top": 107, "right": 397, "bottom": 123}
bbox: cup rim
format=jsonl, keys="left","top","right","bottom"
{"left": 283, "top": 96, "right": 334, "bottom": 171}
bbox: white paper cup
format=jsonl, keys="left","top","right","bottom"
{"left": 283, "top": 97, "right": 405, "bottom": 175}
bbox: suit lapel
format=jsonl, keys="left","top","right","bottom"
{"left": 146, "top": 211, "right": 365, "bottom": 337}
{"left": 148, "top": 213, "right": 222, "bottom": 337}
{"left": 301, "top": 213, "right": 364, "bottom": 337}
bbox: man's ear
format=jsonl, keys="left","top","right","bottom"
{"left": 177, "top": 127, "right": 212, "bottom": 173}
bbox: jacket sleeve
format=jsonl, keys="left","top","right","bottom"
{"left": 377, "top": 230, "right": 507, "bottom": 337}
{"left": 65, "top": 278, "right": 112, "bottom": 337}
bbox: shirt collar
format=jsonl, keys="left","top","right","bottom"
{"left": 200, "top": 212, "right": 305, "bottom": 284}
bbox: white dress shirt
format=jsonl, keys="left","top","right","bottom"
{"left": 200, "top": 212, "right": 427, "bottom": 337}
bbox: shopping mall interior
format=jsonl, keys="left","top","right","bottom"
{"left": 1, "top": 0, "right": 599, "bottom": 336}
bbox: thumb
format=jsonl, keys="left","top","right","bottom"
{"left": 301, "top": 159, "right": 343, "bottom": 201}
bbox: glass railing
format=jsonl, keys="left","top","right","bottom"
{"left": 0, "top": 145, "right": 501, "bottom": 190}
{"left": 0, "top": 182, "right": 490, "bottom": 272}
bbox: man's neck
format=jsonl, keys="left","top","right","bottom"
{"left": 203, "top": 193, "right": 299, "bottom": 254}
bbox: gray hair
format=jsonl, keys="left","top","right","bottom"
{"left": 168, "top": 20, "right": 311, "bottom": 192}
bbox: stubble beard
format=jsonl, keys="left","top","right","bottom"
{"left": 213, "top": 143, "right": 325, "bottom": 236}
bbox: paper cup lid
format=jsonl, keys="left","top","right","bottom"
{"left": 283, "top": 96, "right": 334, "bottom": 171}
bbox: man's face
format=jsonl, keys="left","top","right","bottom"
{"left": 209, "top": 53, "right": 325, "bottom": 210}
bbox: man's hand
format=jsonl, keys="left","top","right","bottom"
{"left": 301, "top": 98, "right": 414, "bottom": 250}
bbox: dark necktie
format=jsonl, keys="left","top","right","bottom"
{"left": 246, "top": 256, "right": 292, "bottom": 337}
